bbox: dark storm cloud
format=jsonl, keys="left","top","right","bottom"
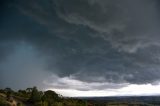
{"left": 0, "top": 42, "right": 50, "bottom": 89}
{"left": 1, "top": 0, "right": 160, "bottom": 90}
{"left": 52, "top": 0, "right": 160, "bottom": 84}
{"left": 54, "top": 0, "right": 160, "bottom": 53}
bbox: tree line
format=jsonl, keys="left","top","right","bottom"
{"left": 0, "top": 87, "right": 87, "bottom": 106}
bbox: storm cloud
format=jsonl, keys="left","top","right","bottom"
{"left": 1, "top": 0, "right": 160, "bottom": 92}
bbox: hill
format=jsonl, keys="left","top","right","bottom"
{"left": 1, "top": 87, "right": 160, "bottom": 106}
{"left": 0, "top": 87, "right": 86, "bottom": 106}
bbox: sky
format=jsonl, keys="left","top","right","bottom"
{"left": 1, "top": 0, "right": 160, "bottom": 97}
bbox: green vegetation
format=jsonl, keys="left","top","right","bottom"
{"left": 0, "top": 96, "right": 9, "bottom": 106}
{"left": 0, "top": 87, "right": 159, "bottom": 106}
{"left": 0, "top": 87, "right": 86, "bottom": 106}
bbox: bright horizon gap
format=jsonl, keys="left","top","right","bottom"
{"left": 46, "top": 83, "right": 160, "bottom": 97}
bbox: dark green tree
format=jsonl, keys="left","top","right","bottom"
{"left": 4, "top": 88, "right": 14, "bottom": 100}
{"left": 43, "top": 90, "right": 60, "bottom": 105}
{"left": 28, "top": 87, "right": 41, "bottom": 103}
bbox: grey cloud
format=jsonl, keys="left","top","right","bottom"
{"left": 54, "top": 0, "right": 160, "bottom": 53}
{"left": 44, "top": 75, "right": 127, "bottom": 91}
{"left": 1, "top": 0, "right": 160, "bottom": 90}
{"left": 0, "top": 42, "right": 50, "bottom": 90}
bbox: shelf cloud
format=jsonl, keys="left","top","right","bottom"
{"left": 1, "top": 0, "right": 160, "bottom": 95}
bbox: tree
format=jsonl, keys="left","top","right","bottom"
{"left": 26, "top": 88, "right": 33, "bottom": 93}
{"left": 43, "top": 90, "right": 60, "bottom": 105}
{"left": 4, "top": 88, "right": 14, "bottom": 100}
{"left": 28, "top": 87, "right": 41, "bottom": 103}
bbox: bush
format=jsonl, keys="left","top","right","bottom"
{"left": 0, "top": 98, "right": 10, "bottom": 106}
{"left": 17, "top": 102, "right": 24, "bottom": 106}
